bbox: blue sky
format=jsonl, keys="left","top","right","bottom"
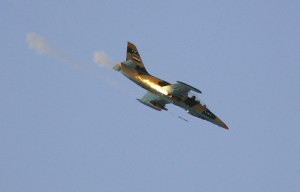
{"left": 1, "top": 0, "right": 300, "bottom": 191}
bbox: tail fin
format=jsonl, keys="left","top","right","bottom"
{"left": 126, "top": 42, "right": 142, "bottom": 62}
{"left": 126, "top": 42, "right": 148, "bottom": 74}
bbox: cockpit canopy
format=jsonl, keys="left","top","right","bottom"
{"left": 188, "top": 92, "right": 206, "bottom": 107}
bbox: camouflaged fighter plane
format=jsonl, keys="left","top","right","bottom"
{"left": 113, "top": 42, "right": 228, "bottom": 129}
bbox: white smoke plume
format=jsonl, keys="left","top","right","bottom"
{"left": 26, "top": 32, "right": 136, "bottom": 96}
{"left": 27, "top": 32, "right": 53, "bottom": 54}
{"left": 93, "top": 51, "right": 112, "bottom": 67}
{"left": 26, "top": 32, "right": 84, "bottom": 68}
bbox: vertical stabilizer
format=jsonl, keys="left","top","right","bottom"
{"left": 126, "top": 42, "right": 148, "bottom": 74}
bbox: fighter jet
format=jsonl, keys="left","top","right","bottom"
{"left": 113, "top": 42, "right": 228, "bottom": 129}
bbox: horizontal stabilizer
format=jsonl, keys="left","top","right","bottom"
{"left": 112, "top": 62, "right": 121, "bottom": 71}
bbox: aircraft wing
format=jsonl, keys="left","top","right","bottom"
{"left": 164, "top": 81, "right": 202, "bottom": 97}
{"left": 137, "top": 91, "right": 170, "bottom": 111}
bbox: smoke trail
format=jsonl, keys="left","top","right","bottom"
{"left": 93, "top": 51, "right": 112, "bottom": 67}
{"left": 26, "top": 32, "right": 85, "bottom": 68}
{"left": 26, "top": 32, "right": 53, "bottom": 54}
{"left": 92, "top": 51, "right": 137, "bottom": 96}
{"left": 26, "top": 32, "right": 137, "bottom": 97}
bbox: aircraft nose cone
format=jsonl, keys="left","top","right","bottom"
{"left": 223, "top": 123, "right": 229, "bottom": 130}
{"left": 215, "top": 117, "right": 229, "bottom": 130}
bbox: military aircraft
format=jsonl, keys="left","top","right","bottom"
{"left": 113, "top": 42, "right": 228, "bottom": 129}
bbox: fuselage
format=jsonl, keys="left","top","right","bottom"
{"left": 115, "top": 61, "right": 228, "bottom": 129}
